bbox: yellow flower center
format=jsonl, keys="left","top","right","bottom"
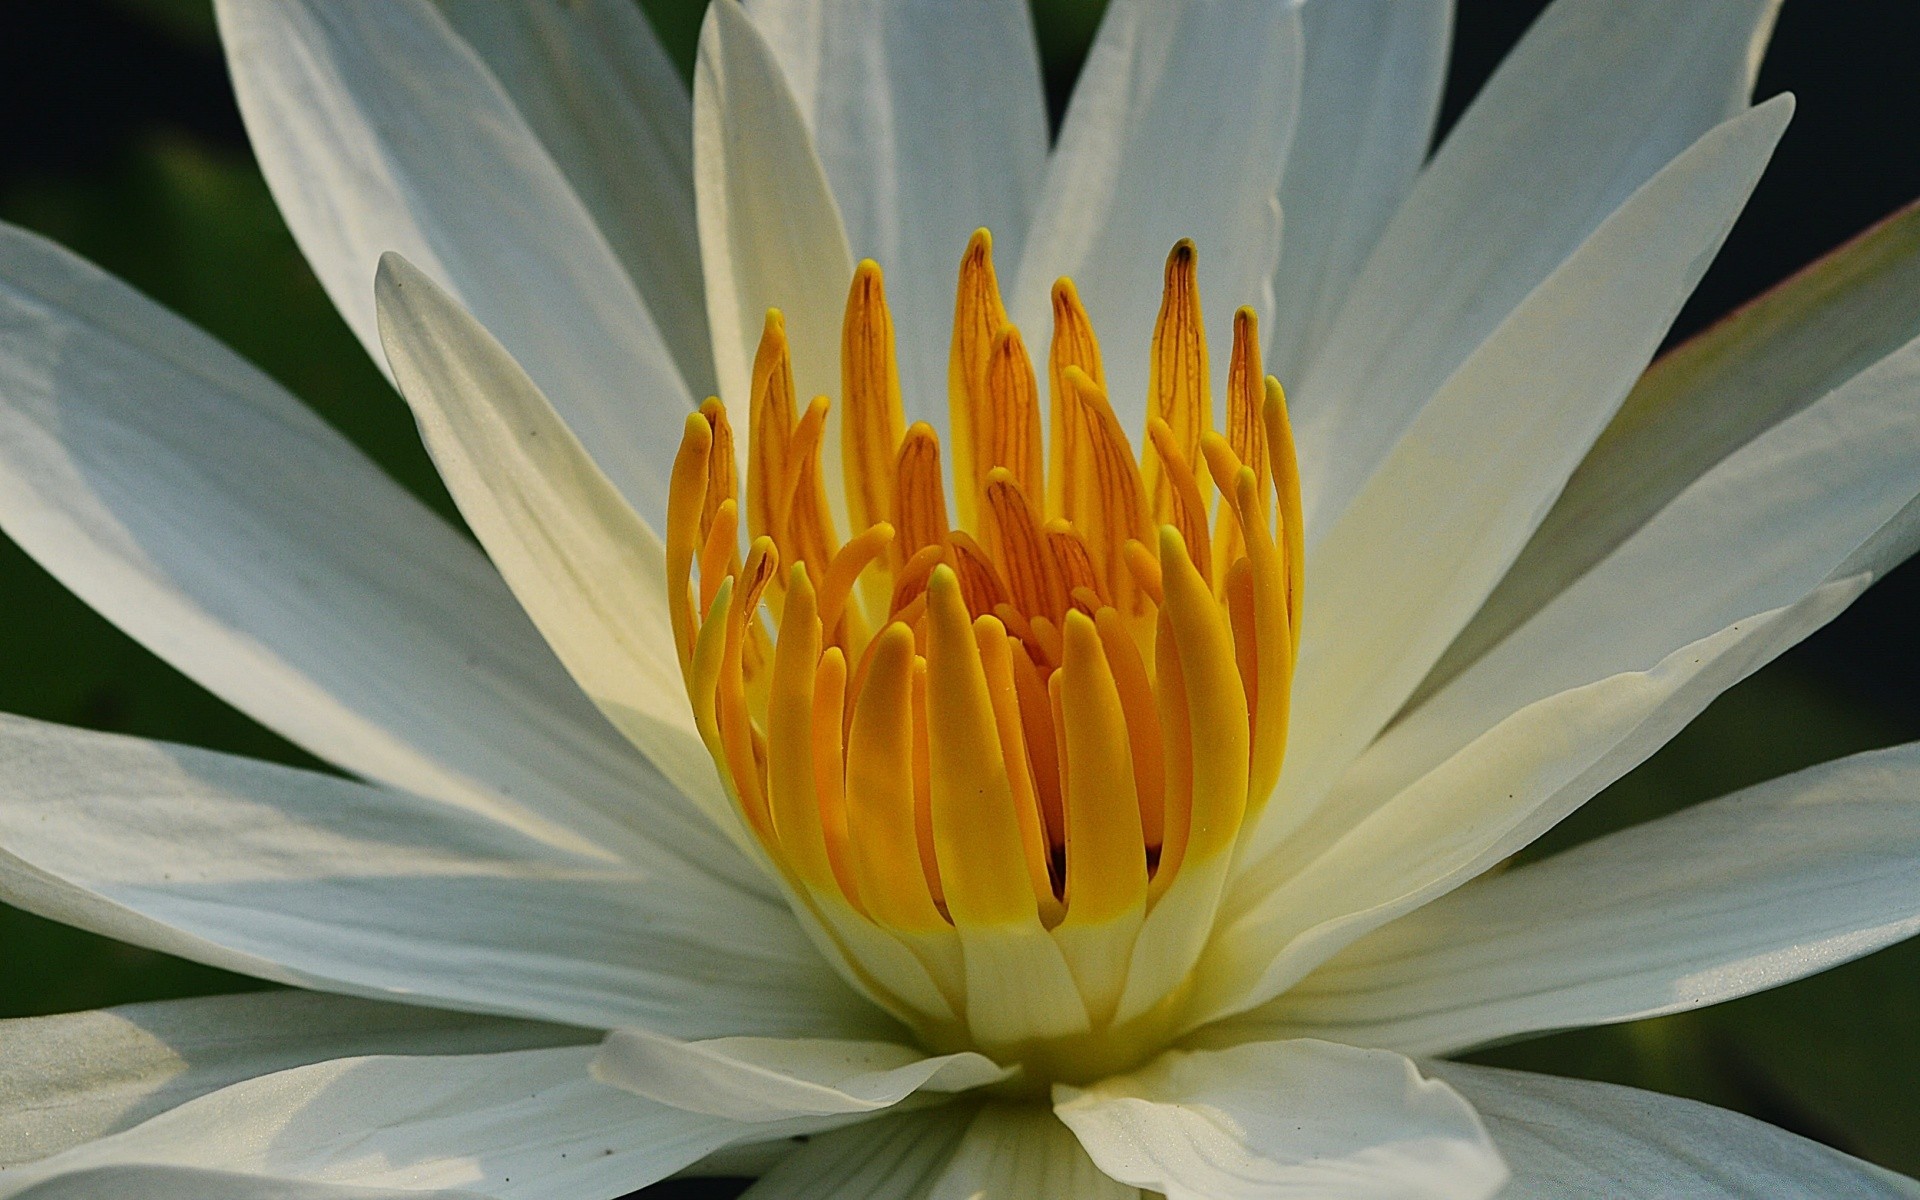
{"left": 666, "top": 232, "right": 1301, "bottom": 1082}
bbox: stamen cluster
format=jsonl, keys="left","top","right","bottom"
{"left": 667, "top": 232, "right": 1301, "bottom": 1073}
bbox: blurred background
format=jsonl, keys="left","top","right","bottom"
{"left": 1, "top": 0, "right": 1917, "bottom": 1191}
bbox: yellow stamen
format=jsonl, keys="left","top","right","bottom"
{"left": 747, "top": 311, "right": 797, "bottom": 546}
{"left": 948, "top": 229, "right": 1008, "bottom": 531}
{"left": 1060, "top": 367, "right": 1152, "bottom": 613}
{"left": 666, "top": 411, "right": 712, "bottom": 675}
{"left": 768, "top": 565, "right": 835, "bottom": 893}
{"left": 845, "top": 623, "right": 944, "bottom": 931}
{"left": 1095, "top": 605, "right": 1164, "bottom": 851}
{"left": 1263, "top": 377, "right": 1305, "bottom": 649}
{"left": 1217, "top": 306, "right": 1267, "bottom": 578}
{"left": 783, "top": 394, "right": 840, "bottom": 590}
{"left": 666, "top": 235, "right": 1301, "bottom": 1064}
{"left": 818, "top": 523, "right": 893, "bottom": 650}
{"left": 984, "top": 470, "right": 1068, "bottom": 622}
{"left": 1145, "top": 416, "right": 1212, "bottom": 587}
{"left": 1047, "top": 278, "right": 1105, "bottom": 520}
{"left": 699, "top": 498, "right": 740, "bottom": 618}
{"left": 1056, "top": 609, "right": 1148, "bottom": 924}
{"left": 947, "top": 530, "right": 1012, "bottom": 617}
{"left": 842, "top": 261, "right": 906, "bottom": 545}
{"left": 893, "top": 422, "right": 951, "bottom": 569}
{"left": 926, "top": 567, "right": 1037, "bottom": 926}
{"left": 976, "top": 616, "right": 1065, "bottom": 926}
{"left": 811, "top": 646, "right": 860, "bottom": 904}
{"left": 1143, "top": 240, "right": 1209, "bottom": 527}
{"left": 1046, "top": 519, "right": 1104, "bottom": 610}
{"left": 974, "top": 325, "right": 1045, "bottom": 509}
{"left": 1156, "top": 526, "right": 1248, "bottom": 869}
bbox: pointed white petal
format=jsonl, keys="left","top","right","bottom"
{"left": 0, "top": 993, "right": 583, "bottom": 1169}
{"left": 1344, "top": 319, "right": 1920, "bottom": 828}
{"left": 695, "top": 0, "right": 853, "bottom": 498}
{"left": 0, "top": 1048, "right": 816, "bottom": 1200}
{"left": 932, "top": 1105, "right": 1138, "bottom": 1200}
{"left": 0, "top": 716, "right": 868, "bottom": 1039}
{"left": 745, "top": 0, "right": 1047, "bottom": 423}
{"left": 1054, "top": 1041, "right": 1505, "bottom": 1200}
{"left": 1407, "top": 197, "right": 1920, "bottom": 751}
{"left": 373, "top": 253, "right": 734, "bottom": 847}
{"left": 1266, "top": 0, "right": 1450, "bottom": 382}
{"left": 0, "top": 220, "right": 715, "bottom": 870}
{"left": 1226, "top": 743, "right": 1920, "bottom": 1056}
{"left": 1428, "top": 1063, "right": 1920, "bottom": 1199}
{"left": 1268, "top": 98, "right": 1791, "bottom": 851}
{"left": 430, "top": 0, "right": 714, "bottom": 399}
{"left": 594, "top": 1029, "right": 1003, "bottom": 1122}
{"left": 6, "top": 1165, "right": 489, "bottom": 1200}
{"left": 1009, "top": 0, "right": 1304, "bottom": 436}
{"left": 1295, "top": 0, "right": 1781, "bottom": 528}
{"left": 1201, "top": 576, "right": 1862, "bottom": 1026}
{"left": 215, "top": 0, "right": 692, "bottom": 520}
{"left": 739, "top": 1109, "right": 969, "bottom": 1199}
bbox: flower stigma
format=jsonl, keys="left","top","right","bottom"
{"left": 667, "top": 232, "right": 1302, "bottom": 1088}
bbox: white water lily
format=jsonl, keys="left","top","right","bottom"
{"left": 2, "top": 0, "right": 1920, "bottom": 1195}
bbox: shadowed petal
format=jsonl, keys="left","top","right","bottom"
{"left": 1213, "top": 743, "right": 1920, "bottom": 1055}
{"left": 0, "top": 716, "right": 871, "bottom": 1039}
{"left": 1054, "top": 1041, "right": 1504, "bottom": 1199}
{"left": 1429, "top": 1063, "right": 1920, "bottom": 1198}
{"left": 0, "top": 992, "right": 585, "bottom": 1169}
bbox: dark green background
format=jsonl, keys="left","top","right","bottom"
{"left": 2, "top": 0, "right": 1917, "bottom": 1190}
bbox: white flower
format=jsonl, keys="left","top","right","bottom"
{"left": 2, "top": 0, "right": 1919, "bottom": 1196}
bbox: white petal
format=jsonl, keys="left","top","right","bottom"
{"left": 1428, "top": 1062, "right": 1920, "bottom": 1199}
{"left": 0, "top": 1047, "right": 805, "bottom": 1200}
{"left": 1226, "top": 742, "right": 1920, "bottom": 1056}
{"left": 1266, "top": 97, "right": 1791, "bottom": 854}
{"left": 746, "top": 0, "right": 1047, "bottom": 422}
{"left": 932, "top": 1105, "right": 1138, "bottom": 1200}
{"left": 214, "top": 0, "right": 692, "bottom": 520}
{"left": 1266, "top": 0, "right": 1451, "bottom": 382}
{"left": 1294, "top": 0, "right": 1781, "bottom": 530}
{"left": 373, "top": 253, "right": 731, "bottom": 844}
{"left": 1200, "top": 576, "right": 1862, "bottom": 1027}
{"left": 739, "top": 1109, "right": 969, "bottom": 1199}
{"left": 7, "top": 1165, "right": 489, "bottom": 1200}
{"left": 1341, "top": 323, "right": 1920, "bottom": 838}
{"left": 594, "top": 1029, "right": 1003, "bottom": 1122}
{"left": 430, "top": 0, "right": 714, "bottom": 398}
{"left": 695, "top": 0, "right": 854, "bottom": 502}
{"left": 0, "top": 220, "right": 722, "bottom": 873}
{"left": 0, "top": 992, "right": 583, "bottom": 1169}
{"left": 0, "top": 715, "right": 868, "bottom": 1039}
{"left": 1009, "top": 0, "right": 1304, "bottom": 436}
{"left": 1402, "top": 197, "right": 1920, "bottom": 771}
{"left": 1054, "top": 1041, "right": 1505, "bottom": 1200}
